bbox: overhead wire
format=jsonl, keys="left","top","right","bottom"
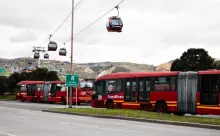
{"left": 63, "top": 0, "right": 125, "bottom": 44}
{"left": 74, "top": 0, "right": 88, "bottom": 11}
{"left": 42, "top": 0, "right": 86, "bottom": 45}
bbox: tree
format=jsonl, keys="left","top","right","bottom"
{"left": 6, "top": 72, "right": 21, "bottom": 92}
{"left": 30, "top": 67, "right": 48, "bottom": 80}
{"left": 5, "top": 67, "right": 60, "bottom": 93}
{"left": 212, "top": 60, "right": 220, "bottom": 70}
{"left": 45, "top": 71, "right": 59, "bottom": 81}
{"left": 170, "top": 59, "right": 183, "bottom": 71}
{"left": 0, "top": 76, "right": 8, "bottom": 96}
{"left": 171, "top": 48, "right": 215, "bottom": 71}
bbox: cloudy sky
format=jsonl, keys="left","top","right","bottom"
{"left": 0, "top": 0, "right": 220, "bottom": 66}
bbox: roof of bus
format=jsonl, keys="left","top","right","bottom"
{"left": 17, "top": 80, "right": 65, "bottom": 85}
{"left": 198, "top": 70, "right": 220, "bottom": 75}
{"left": 96, "top": 70, "right": 220, "bottom": 80}
{"left": 50, "top": 81, "right": 65, "bottom": 84}
{"left": 17, "top": 80, "right": 45, "bottom": 85}
{"left": 96, "top": 71, "right": 179, "bottom": 80}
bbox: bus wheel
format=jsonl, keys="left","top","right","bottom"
{"left": 21, "top": 96, "right": 25, "bottom": 102}
{"left": 106, "top": 99, "right": 114, "bottom": 109}
{"left": 155, "top": 101, "right": 167, "bottom": 113}
{"left": 36, "top": 96, "right": 41, "bottom": 103}
{"left": 61, "top": 97, "right": 66, "bottom": 105}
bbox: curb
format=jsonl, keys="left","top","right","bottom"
{"left": 42, "top": 109, "right": 220, "bottom": 130}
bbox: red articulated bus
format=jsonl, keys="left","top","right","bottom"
{"left": 91, "top": 70, "right": 220, "bottom": 115}
{"left": 16, "top": 81, "right": 45, "bottom": 102}
{"left": 16, "top": 80, "right": 93, "bottom": 104}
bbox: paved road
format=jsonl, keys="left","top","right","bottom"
{"left": 0, "top": 101, "right": 219, "bottom": 136}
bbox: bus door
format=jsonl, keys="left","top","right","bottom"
{"left": 50, "top": 84, "right": 57, "bottom": 97}
{"left": 138, "top": 78, "right": 151, "bottom": 102}
{"left": 43, "top": 82, "right": 50, "bottom": 101}
{"left": 124, "top": 79, "right": 137, "bottom": 102}
{"left": 27, "top": 84, "right": 36, "bottom": 96}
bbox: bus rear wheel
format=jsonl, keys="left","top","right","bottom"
{"left": 61, "top": 97, "right": 66, "bottom": 105}
{"left": 36, "top": 96, "right": 41, "bottom": 103}
{"left": 21, "top": 96, "right": 25, "bottom": 102}
{"left": 155, "top": 101, "right": 167, "bottom": 113}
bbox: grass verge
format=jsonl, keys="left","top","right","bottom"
{"left": 48, "top": 108, "right": 220, "bottom": 126}
{"left": 0, "top": 95, "right": 15, "bottom": 100}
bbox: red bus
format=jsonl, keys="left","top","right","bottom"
{"left": 79, "top": 79, "right": 94, "bottom": 103}
{"left": 16, "top": 80, "right": 93, "bottom": 104}
{"left": 91, "top": 70, "right": 220, "bottom": 115}
{"left": 16, "top": 81, "right": 45, "bottom": 102}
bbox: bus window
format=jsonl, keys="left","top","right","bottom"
{"left": 60, "top": 85, "right": 66, "bottom": 92}
{"left": 170, "top": 76, "right": 176, "bottom": 91}
{"left": 80, "top": 81, "right": 93, "bottom": 89}
{"left": 154, "top": 77, "right": 169, "bottom": 91}
{"left": 21, "top": 85, "right": 27, "bottom": 91}
{"left": 105, "top": 80, "right": 117, "bottom": 93}
{"left": 50, "top": 84, "right": 56, "bottom": 97}
{"left": 116, "top": 80, "right": 122, "bottom": 92}
{"left": 37, "top": 84, "right": 43, "bottom": 91}
{"left": 56, "top": 84, "right": 62, "bottom": 91}
{"left": 85, "top": 81, "right": 93, "bottom": 88}
{"left": 96, "top": 81, "right": 105, "bottom": 95}
{"left": 80, "top": 82, "right": 86, "bottom": 88}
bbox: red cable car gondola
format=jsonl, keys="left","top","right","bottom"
{"left": 48, "top": 41, "right": 57, "bottom": 51}
{"left": 34, "top": 52, "right": 40, "bottom": 59}
{"left": 44, "top": 53, "right": 49, "bottom": 59}
{"left": 106, "top": 16, "right": 123, "bottom": 32}
{"left": 59, "top": 48, "right": 67, "bottom": 56}
{"left": 106, "top": 5, "right": 123, "bottom": 33}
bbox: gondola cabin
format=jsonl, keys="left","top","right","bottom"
{"left": 48, "top": 41, "right": 58, "bottom": 51}
{"left": 44, "top": 53, "right": 49, "bottom": 59}
{"left": 34, "top": 52, "right": 40, "bottom": 59}
{"left": 59, "top": 48, "right": 67, "bottom": 56}
{"left": 106, "top": 16, "right": 123, "bottom": 32}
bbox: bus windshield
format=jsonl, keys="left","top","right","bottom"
{"left": 94, "top": 81, "right": 105, "bottom": 95}
{"left": 80, "top": 81, "right": 93, "bottom": 88}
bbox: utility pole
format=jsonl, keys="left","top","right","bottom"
{"left": 69, "top": 0, "right": 75, "bottom": 108}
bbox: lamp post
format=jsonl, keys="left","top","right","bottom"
{"left": 69, "top": 0, "right": 75, "bottom": 108}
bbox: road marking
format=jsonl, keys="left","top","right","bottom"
{"left": 0, "top": 131, "right": 17, "bottom": 136}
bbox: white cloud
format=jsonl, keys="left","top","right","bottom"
{"left": 10, "top": 29, "right": 37, "bottom": 43}
{"left": 0, "top": 0, "right": 220, "bottom": 66}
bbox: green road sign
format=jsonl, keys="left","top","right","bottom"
{"left": 65, "top": 74, "right": 79, "bottom": 87}
{"left": 0, "top": 68, "right": 4, "bottom": 73}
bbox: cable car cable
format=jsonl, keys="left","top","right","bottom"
{"left": 63, "top": 0, "right": 125, "bottom": 43}
{"left": 74, "top": 0, "right": 88, "bottom": 11}
{"left": 50, "top": 0, "right": 85, "bottom": 38}
{"left": 42, "top": 0, "right": 86, "bottom": 45}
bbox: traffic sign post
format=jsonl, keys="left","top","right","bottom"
{"left": 65, "top": 74, "right": 79, "bottom": 108}
{"left": 65, "top": 74, "right": 79, "bottom": 87}
{"left": 0, "top": 68, "right": 5, "bottom": 76}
